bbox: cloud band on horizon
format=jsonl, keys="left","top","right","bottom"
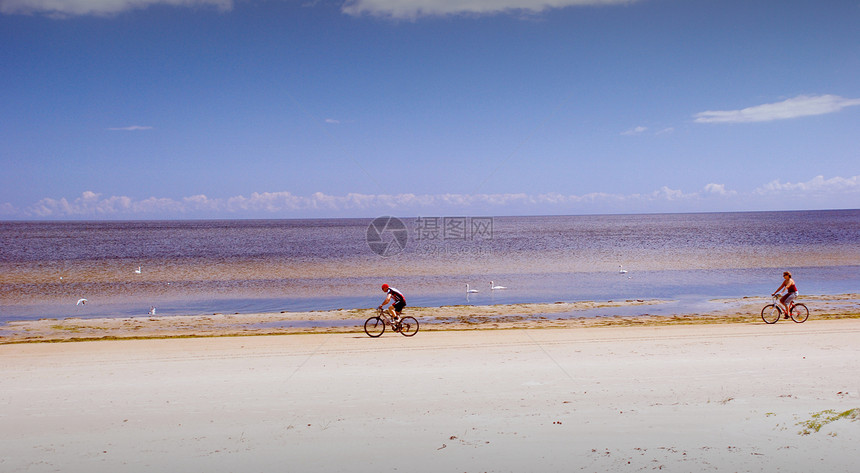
{"left": 3, "top": 175, "right": 857, "bottom": 219}
{"left": 0, "top": 0, "right": 232, "bottom": 17}
{"left": 1, "top": 0, "right": 634, "bottom": 18}
{"left": 341, "top": 0, "right": 635, "bottom": 19}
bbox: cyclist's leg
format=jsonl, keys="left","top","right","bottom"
{"left": 387, "top": 305, "right": 398, "bottom": 321}
{"left": 779, "top": 294, "right": 790, "bottom": 316}
{"left": 393, "top": 301, "right": 405, "bottom": 320}
{"left": 785, "top": 292, "right": 797, "bottom": 310}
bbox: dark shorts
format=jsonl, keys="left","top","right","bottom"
{"left": 393, "top": 301, "right": 406, "bottom": 314}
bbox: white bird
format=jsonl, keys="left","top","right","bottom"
{"left": 466, "top": 283, "right": 479, "bottom": 293}
{"left": 619, "top": 265, "right": 628, "bottom": 274}
{"left": 149, "top": 306, "right": 156, "bottom": 315}
{"left": 134, "top": 266, "right": 142, "bottom": 274}
{"left": 76, "top": 298, "right": 88, "bottom": 306}
{"left": 490, "top": 281, "right": 507, "bottom": 290}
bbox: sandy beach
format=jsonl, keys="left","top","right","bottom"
{"left": 2, "top": 303, "right": 859, "bottom": 472}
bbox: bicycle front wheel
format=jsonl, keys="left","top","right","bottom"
{"left": 790, "top": 304, "right": 809, "bottom": 323}
{"left": 398, "top": 316, "right": 419, "bottom": 337}
{"left": 761, "top": 304, "right": 781, "bottom": 324}
{"left": 364, "top": 317, "right": 385, "bottom": 337}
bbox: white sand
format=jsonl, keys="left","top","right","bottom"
{"left": 1, "top": 320, "right": 859, "bottom": 472}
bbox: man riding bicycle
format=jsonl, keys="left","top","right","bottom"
{"left": 378, "top": 284, "right": 406, "bottom": 323}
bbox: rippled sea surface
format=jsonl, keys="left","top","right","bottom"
{"left": 1, "top": 210, "right": 858, "bottom": 321}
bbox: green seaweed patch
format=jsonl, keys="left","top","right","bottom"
{"left": 797, "top": 408, "right": 860, "bottom": 435}
{"left": 49, "top": 324, "right": 82, "bottom": 333}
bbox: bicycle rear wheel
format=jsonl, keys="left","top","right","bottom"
{"left": 364, "top": 316, "right": 385, "bottom": 337}
{"left": 398, "top": 316, "right": 419, "bottom": 337}
{"left": 790, "top": 304, "right": 809, "bottom": 323}
{"left": 761, "top": 304, "right": 781, "bottom": 324}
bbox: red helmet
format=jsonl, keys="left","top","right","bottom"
{"left": 381, "top": 284, "right": 389, "bottom": 291}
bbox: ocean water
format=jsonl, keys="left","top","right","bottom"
{"left": 1, "top": 210, "right": 859, "bottom": 322}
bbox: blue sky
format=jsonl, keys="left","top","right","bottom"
{"left": 1, "top": 0, "right": 858, "bottom": 219}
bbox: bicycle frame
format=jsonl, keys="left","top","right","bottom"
{"left": 378, "top": 307, "right": 397, "bottom": 324}
{"left": 772, "top": 294, "right": 788, "bottom": 311}
{"left": 778, "top": 293, "right": 803, "bottom": 314}
{"left": 762, "top": 294, "right": 808, "bottom": 324}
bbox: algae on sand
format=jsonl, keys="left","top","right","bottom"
{"left": 797, "top": 408, "right": 860, "bottom": 435}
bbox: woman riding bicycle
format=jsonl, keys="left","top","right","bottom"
{"left": 772, "top": 271, "right": 798, "bottom": 316}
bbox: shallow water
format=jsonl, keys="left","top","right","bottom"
{"left": 2, "top": 210, "right": 858, "bottom": 322}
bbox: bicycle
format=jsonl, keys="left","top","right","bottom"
{"left": 760, "top": 294, "right": 809, "bottom": 324}
{"left": 364, "top": 307, "right": 419, "bottom": 337}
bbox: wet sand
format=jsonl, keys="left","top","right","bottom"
{"left": 1, "top": 317, "right": 859, "bottom": 472}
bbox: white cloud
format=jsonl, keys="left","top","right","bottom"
{"left": 0, "top": 0, "right": 232, "bottom": 17}
{"left": 694, "top": 95, "right": 860, "bottom": 124}
{"left": 10, "top": 176, "right": 856, "bottom": 219}
{"left": 29, "top": 190, "right": 134, "bottom": 216}
{"left": 325, "top": 118, "right": 341, "bottom": 124}
{"left": 703, "top": 183, "right": 736, "bottom": 196}
{"left": 755, "top": 175, "right": 860, "bottom": 196}
{"left": 621, "top": 126, "right": 647, "bottom": 135}
{"left": 341, "top": 0, "right": 636, "bottom": 19}
{"left": 107, "top": 125, "right": 154, "bottom": 131}
{"left": 0, "top": 0, "right": 636, "bottom": 17}
{"left": 650, "top": 186, "right": 686, "bottom": 201}
{"left": 621, "top": 126, "right": 674, "bottom": 136}
{"left": 11, "top": 188, "right": 693, "bottom": 218}
{"left": 0, "top": 202, "right": 17, "bottom": 215}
